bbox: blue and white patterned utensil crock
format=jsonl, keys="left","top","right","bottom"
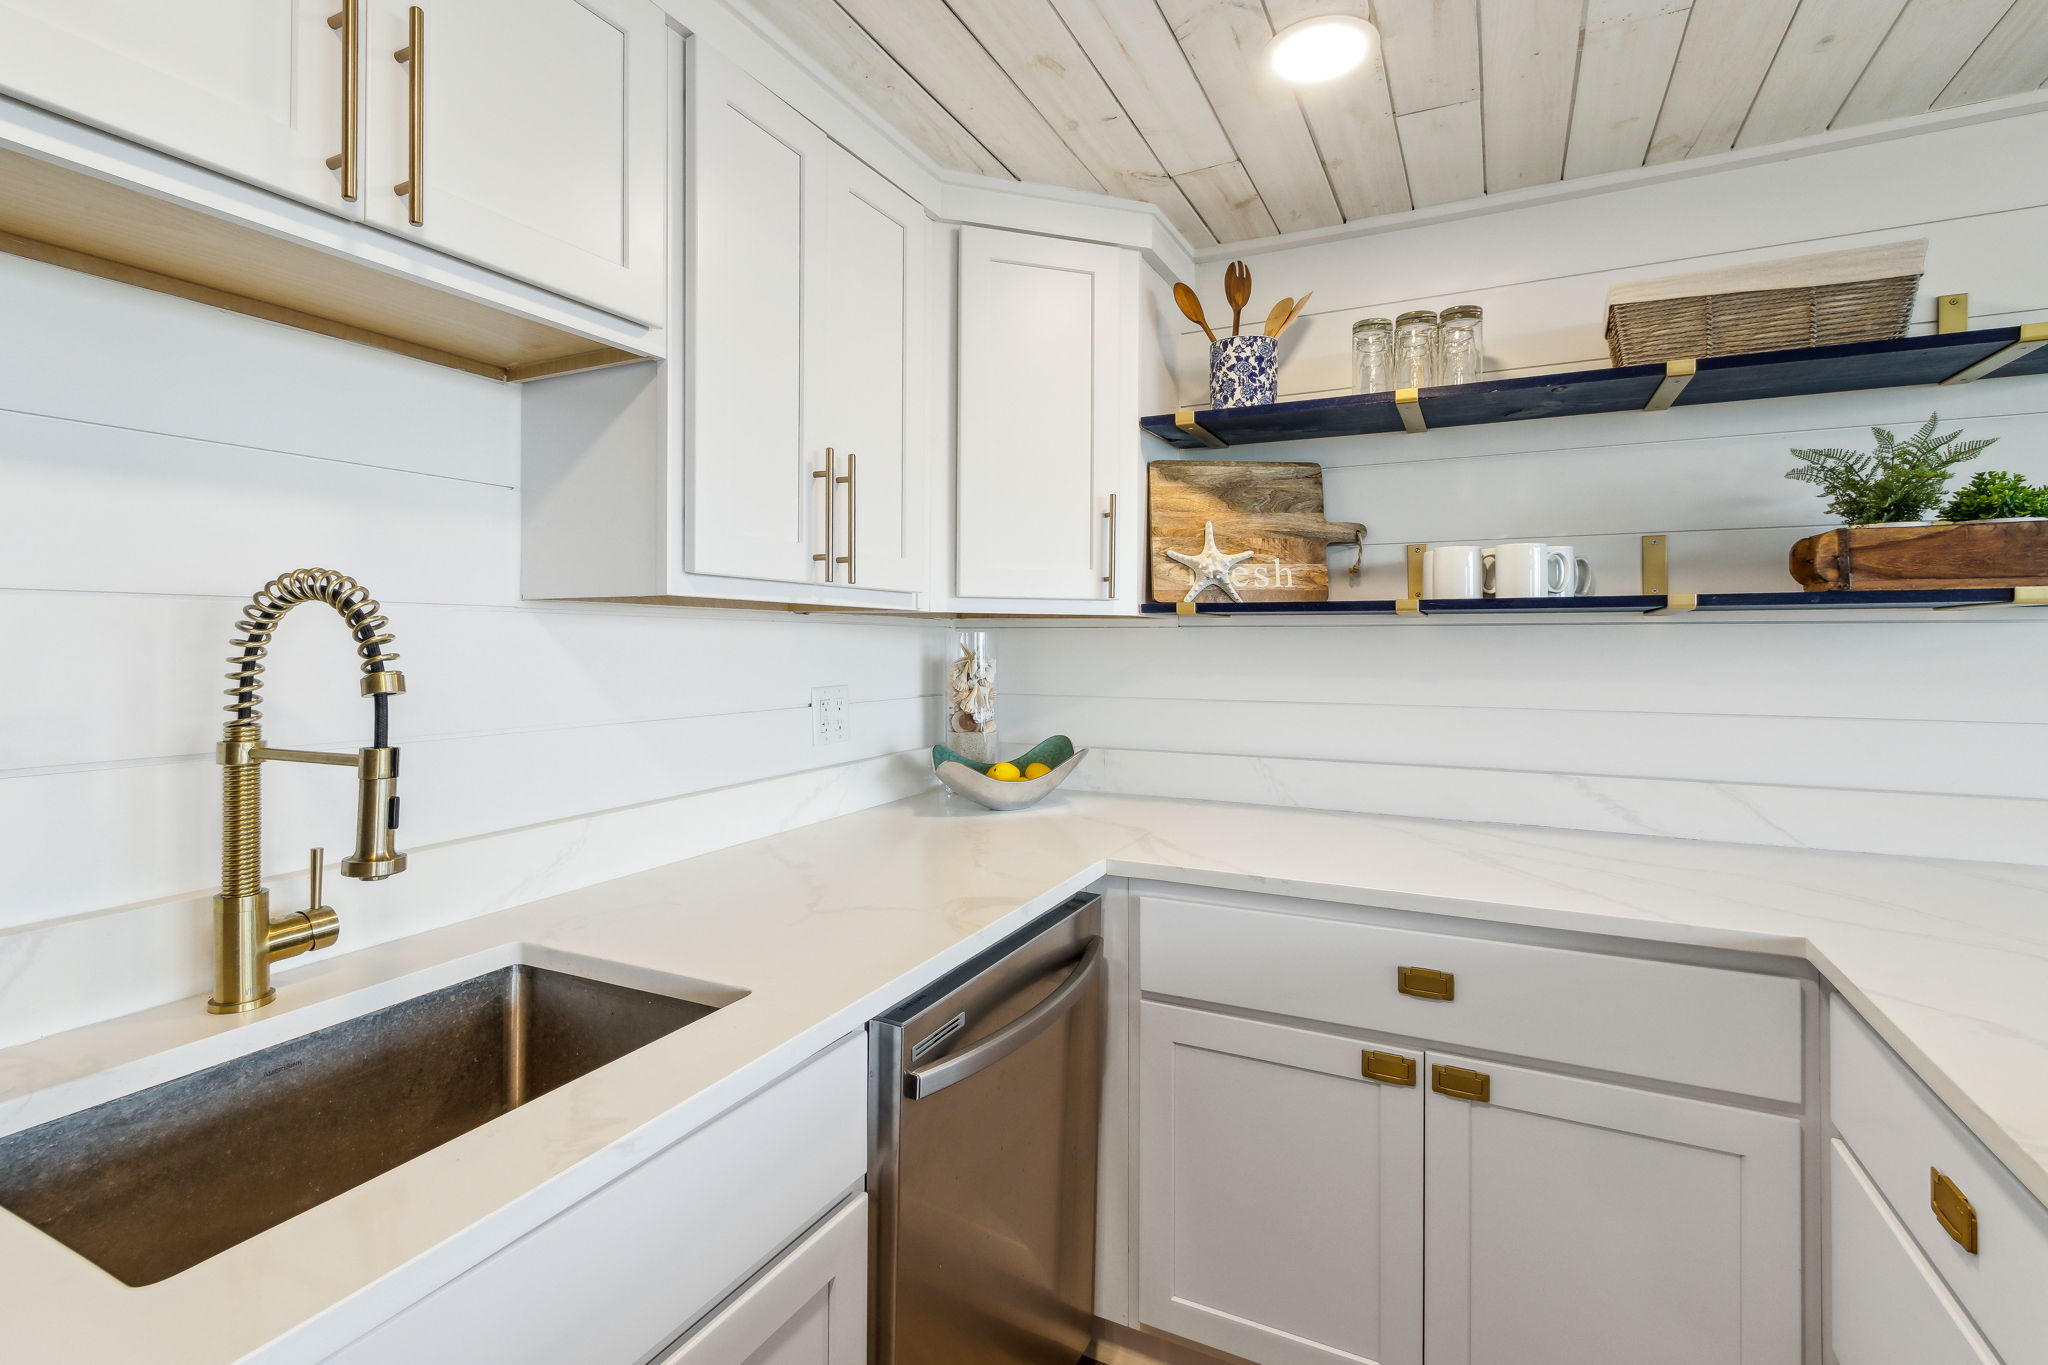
{"left": 1209, "top": 335, "right": 1278, "bottom": 408}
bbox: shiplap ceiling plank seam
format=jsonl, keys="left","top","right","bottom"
{"left": 1267, "top": 0, "right": 1414, "bottom": 218}
{"left": 1834, "top": 0, "right": 2021, "bottom": 127}
{"left": 1378, "top": 0, "right": 1487, "bottom": 204}
{"left": 829, "top": 0, "right": 1106, "bottom": 192}
{"left": 1935, "top": 0, "right": 2048, "bottom": 109}
{"left": 1565, "top": 0, "right": 1697, "bottom": 181}
{"left": 1643, "top": 0, "right": 1801, "bottom": 164}
{"left": 939, "top": 0, "right": 1217, "bottom": 243}
{"left": 744, "top": 0, "right": 1015, "bottom": 179}
{"left": 1478, "top": 0, "right": 1586, "bottom": 193}
{"left": 1737, "top": 0, "right": 1912, "bottom": 148}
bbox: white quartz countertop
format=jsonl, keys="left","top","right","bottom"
{"left": 3, "top": 789, "right": 2047, "bottom": 1362}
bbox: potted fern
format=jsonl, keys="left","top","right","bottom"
{"left": 1786, "top": 415, "right": 2048, "bottom": 589}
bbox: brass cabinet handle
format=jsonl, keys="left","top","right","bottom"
{"left": 1102, "top": 493, "right": 1117, "bottom": 598}
{"left": 324, "top": 0, "right": 360, "bottom": 200}
{"left": 835, "top": 452, "right": 857, "bottom": 585}
{"left": 1931, "top": 1167, "right": 1979, "bottom": 1253}
{"left": 1398, "top": 965, "right": 1455, "bottom": 1001}
{"left": 1432, "top": 1064, "right": 1491, "bottom": 1103}
{"left": 392, "top": 5, "right": 424, "bottom": 225}
{"left": 812, "top": 448, "right": 837, "bottom": 582}
{"left": 1361, "top": 1050, "right": 1417, "bottom": 1086}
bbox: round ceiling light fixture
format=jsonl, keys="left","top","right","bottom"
{"left": 1267, "top": 15, "right": 1378, "bottom": 85}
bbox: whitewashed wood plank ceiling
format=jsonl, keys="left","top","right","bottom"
{"left": 749, "top": 0, "right": 2048, "bottom": 245}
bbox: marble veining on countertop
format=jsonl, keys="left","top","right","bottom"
{"left": 1, "top": 790, "right": 2046, "bottom": 1362}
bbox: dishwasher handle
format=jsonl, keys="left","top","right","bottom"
{"left": 904, "top": 936, "right": 1104, "bottom": 1100}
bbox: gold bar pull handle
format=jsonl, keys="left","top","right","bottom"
{"left": 835, "top": 452, "right": 857, "bottom": 585}
{"left": 1362, "top": 1050, "right": 1417, "bottom": 1086}
{"left": 324, "top": 0, "right": 360, "bottom": 200}
{"left": 1931, "top": 1168, "right": 1979, "bottom": 1253}
{"left": 1398, "top": 965, "right": 1455, "bottom": 1001}
{"left": 1432, "top": 1064, "right": 1491, "bottom": 1103}
{"left": 812, "top": 448, "right": 837, "bottom": 583}
{"left": 393, "top": 5, "right": 424, "bottom": 225}
{"left": 1102, "top": 493, "right": 1118, "bottom": 599}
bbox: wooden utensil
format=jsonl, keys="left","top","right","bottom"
{"left": 1224, "top": 260, "right": 1251, "bottom": 336}
{"left": 1173, "top": 281, "right": 1217, "bottom": 343}
{"left": 1263, "top": 297, "right": 1295, "bottom": 338}
{"left": 1274, "top": 290, "right": 1314, "bottom": 338}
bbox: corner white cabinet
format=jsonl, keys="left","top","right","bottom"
{"left": 361, "top": 0, "right": 668, "bottom": 324}
{"left": 953, "top": 226, "right": 1140, "bottom": 613}
{"left": 1423, "top": 1055, "right": 1801, "bottom": 1365}
{"left": 1829, "top": 1142, "right": 1999, "bottom": 1365}
{"left": 0, "top": 0, "right": 350, "bottom": 210}
{"left": 654, "top": 1194, "right": 867, "bottom": 1365}
{"left": 1137, "top": 1003, "right": 1422, "bottom": 1365}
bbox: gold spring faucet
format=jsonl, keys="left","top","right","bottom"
{"left": 209, "top": 568, "right": 408, "bottom": 1014}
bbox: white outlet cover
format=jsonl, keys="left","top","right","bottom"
{"left": 811, "top": 685, "right": 850, "bottom": 745}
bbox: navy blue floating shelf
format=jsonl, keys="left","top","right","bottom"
{"left": 1139, "top": 588, "right": 2041, "bottom": 616}
{"left": 1141, "top": 325, "right": 2048, "bottom": 450}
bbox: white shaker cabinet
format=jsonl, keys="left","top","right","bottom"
{"left": 1422, "top": 1054, "right": 1802, "bottom": 1365}
{"left": 361, "top": 0, "right": 668, "bottom": 323}
{"left": 954, "top": 226, "right": 1139, "bottom": 612}
{"left": 654, "top": 1195, "right": 868, "bottom": 1365}
{"left": 683, "top": 43, "right": 926, "bottom": 595}
{"left": 0, "top": 0, "right": 351, "bottom": 210}
{"left": 1137, "top": 1002, "right": 1423, "bottom": 1365}
{"left": 1829, "top": 1142, "right": 2000, "bottom": 1365}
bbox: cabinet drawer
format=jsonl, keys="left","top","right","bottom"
{"left": 653, "top": 1193, "right": 866, "bottom": 1365}
{"left": 1829, "top": 1142, "right": 1998, "bottom": 1365}
{"left": 1138, "top": 894, "right": 1804, "bottom": 1101}
{"left": 1831, "top": 998, "right": 2048, "bottom": 1365}
{"left": 327, "top": 1034, "right": 867, "bottom": 1364}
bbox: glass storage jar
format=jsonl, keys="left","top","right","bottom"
{"left": 1439, "top": 304, "right": 1485, "bottom": 385}
{"left": 1350, "top": 317, "right": 1394, "bottom": 394}
{"left": 1392, "top": 310, "right": 1439, "bottom": 388}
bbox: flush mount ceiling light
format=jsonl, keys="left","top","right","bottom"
{"left": 1267, "top": 15, "right": 1378, "bottom": 85}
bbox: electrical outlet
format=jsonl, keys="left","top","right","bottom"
{"left": 811, "top": 685, "right": 850, "bottom": 745}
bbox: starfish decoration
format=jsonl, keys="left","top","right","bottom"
{"left": 1166, "top": 521, "right": 1255, "bottom": 603}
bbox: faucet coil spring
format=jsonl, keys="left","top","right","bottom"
{"left": 224, "top": 567, "right": 400, "bottom": 718}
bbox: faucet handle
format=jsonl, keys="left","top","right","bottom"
{"left": 306, "top": 847, "right": 326, "bottom": 914}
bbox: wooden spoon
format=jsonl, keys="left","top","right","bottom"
{"left": 1263, "top": 297, "right": 1295, "bottom": 338}
{"left": 1274, "top": 290, "right": 1315, "bottom": 338}
{"left": 1223, "top": 260, "right": 1251, "bottom": 337}
{"left": 1172, "top": 281, "right": 1217, "bottom": 344}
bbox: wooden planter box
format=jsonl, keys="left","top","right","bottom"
{"left": 1789, "top": 520, "right": 2048, "bottom": 590}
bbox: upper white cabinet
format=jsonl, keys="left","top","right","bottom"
{"left": 954, "top": 226, "right": 1139, "bottom": 612}
{"left": 682, "top": 43, "right": 926, "bottom": 595}
{"left": 0, "top": 0, "right": 349, "bottom": 209}
{"left": 362, "top": 0, "right": 667, "bottom": 323}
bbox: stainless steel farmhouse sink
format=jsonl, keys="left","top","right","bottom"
{"left": 0, "top": 964, "right": 729, "bottom": 1286}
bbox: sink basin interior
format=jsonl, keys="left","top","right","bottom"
{"left": 0, "top": 964, "right": 724, "bottom": 1286}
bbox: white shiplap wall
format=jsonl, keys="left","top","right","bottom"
{"left": 0, "top": 254, "right": 942, "bottom": 1047}
{"left": 1001, "top": 111, "right": 2048, "bottom": 865}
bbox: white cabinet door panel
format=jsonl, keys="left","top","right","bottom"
{"left": 1138, "top": 1002, "right": 1422, "bottom": 1365}
{"left": 363, "top": 0, "right": 665, "bottom": 321}
{"left": 683, "top": 47, "right": 828, "bottom": 584}
{"left": 0, "top": 0, "right": 350, "bottom": 209}
{"left": 655, "top": 1194, "right": 867, "bottom": 1365}
{"left": 1829, "top": 1142, "right": 1999, "bottom": 1365}
{"left": 956, "top": 226, "right": 1133, "bottom": 605}
{"left": 1424, "top": 1055, "right": 1801, "bottom": 1365}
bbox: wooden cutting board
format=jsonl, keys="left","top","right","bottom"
{"left": 1788, "top": 520, "right": 2048, "bottom": 589}
{"left": 1149, "top": 461, "right": 1366, "bottom": 604}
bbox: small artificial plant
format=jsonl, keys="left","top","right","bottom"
{"left": 1785, "top": 414, "right": 1996, "bottom": 525}
{"left": 1940, "top": 470, "right": 2048, "bottom": 521}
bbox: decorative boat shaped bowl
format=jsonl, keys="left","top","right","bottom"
{"left": 932, "top": 735, "right": 1088, "bottom": 812}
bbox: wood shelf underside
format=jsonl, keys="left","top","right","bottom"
{"left": 1141, "top": 588, "right": 2048, "bottom": 616}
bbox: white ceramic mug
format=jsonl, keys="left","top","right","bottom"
{"left": 1546, "top": 544, "right": 1595, "bottom": 597}
{"left": 1483, "top": 542, "right": 1565, "bottom": 599}
{"left": 1422, "top": 545, "right": 1485, "bottom": 599}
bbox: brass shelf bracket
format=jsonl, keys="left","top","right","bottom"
{"left": 1405, "top": 543, "right": 1427, "bottom": 598}
{"left": 1937, "top": 293, "right": 1970, "bottom": 334}
{"left": 1640, "top": 534, "right": 1670, "bottom": 596}
{"left": 1645, "top": 357, "right": 1696, "bottom": 411}
{"left": 1174, "top": 409, "right": 1227, "bottom": 448}
{"left": 1937, "top": 585, "right": 2048, "bottom": 610}
{"left": 1395, "top": 388, "right": 1427, "bottom": 433}
{"left": 1395, "top": 597, "right": 1424, "bottom": 615}
{"left": 1941, "top": 322, "right": 2048, "bottom": 385}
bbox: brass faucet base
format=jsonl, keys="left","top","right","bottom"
{"left": 207, "top": 990, "right": 277, "bottom": 1015}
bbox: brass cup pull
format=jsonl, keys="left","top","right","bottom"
{"left": 393, "top": 5, "right": 424, "bottom": 225}
{"left": 1432, "top": 1064, "right": 1491, "bottom": 1103}
{"left": 324, "top": 0, "right": 360, "bottom": 200}
{"left": 1931, "top": 1167, "right": 1979, "bottom": 1253}
{"left": 1398, "top": 965, "right": 1455, "bottom": 1001}
{"left": 1362, "top": 1050, "right": 1417, "bottom": 1086}
{"left": 835, "top": 452, "right": 857, "bottom": 585}
{"left": 1102, "top": 493, "right": 1118, "bottom": 598}
{"left": 813, "top": 448, "right": 837, "bottom": 582}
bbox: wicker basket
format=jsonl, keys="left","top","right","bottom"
{"left": 1605, "top": 240, "right": 1925, "bottom": 367}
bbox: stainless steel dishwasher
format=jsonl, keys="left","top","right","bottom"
{"left": 870, "top": 893, "right": 1106, "bottom": 1365}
